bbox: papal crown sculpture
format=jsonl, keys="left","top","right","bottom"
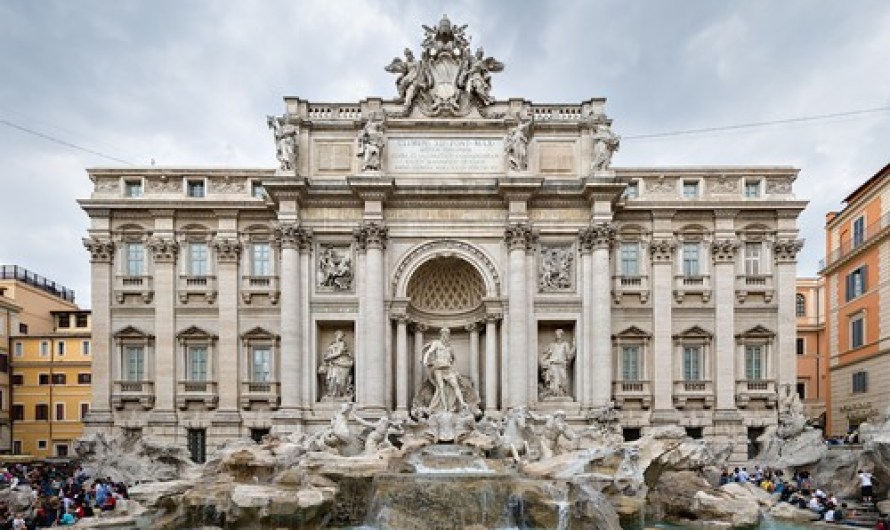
{"left": 385, "top": 15, "right": 505, "bottom": 117}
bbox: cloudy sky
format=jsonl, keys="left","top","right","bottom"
{"left": 1, "top": 0, "right": 888, "bottom": 308}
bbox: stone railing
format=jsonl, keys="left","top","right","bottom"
{"left": 177, "top": 275, "right": 217, "bottom": 304}
{"left": 530, "top": 105, "right": 584, "bottom": 121}
{"left": 735, "top": 379, "right": 778, "bottom": 409}
{"left": 672, "top": 380, "right": 714, "bottom": 409}
{"left": 673, "top": 275, "right": 711, "bottom": 303}
{"left": 176, "top": 381, "right": 218, "bottom": 410}
{"left": 612, "top": 275, "right": 650, "bottom": 303}
{"left": 612, "top": 380, "right": 652, "bottom": 409}
{"left": 114, "top": 275, "right": 154, "bottom": 303}
{"left": 307, "top": 105, "right": 362, "bottom": 121}
{"left": 735, "top": 274, "right": 774, "bottom": 303}
{"left": 241, "top": 275, "right": 280, "bottom": 304}
{"left": 112, "top": 380, "right": 155, "bottom": 410}
{"left": 240, "top": 381, "right": 280, "bottom": 410}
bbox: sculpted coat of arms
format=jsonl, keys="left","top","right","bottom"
{"left": 385, "top": 15, "right": 504, "bottom": 117}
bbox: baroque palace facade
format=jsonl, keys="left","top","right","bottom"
{"left": 80, "top": 17, "right": 806, "bottom": 461}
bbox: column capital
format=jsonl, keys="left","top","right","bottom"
{"left": 485, "top": 312, "right": 503, "bottom": 323}
{"left": 578, "top": 222, "right": 615, "bottom": 252}
{"left": 212, "top": 237, "right": 242, "bottom": 263}
{"left": 83, "top": 237, "right": 115, "bottom": 263}
{"left": 711, "top": 238, "right": 740, "bottom": 264}
{"left": 774, "top": 238, "right": 804, "bottom": 263}
{"left": 649, "top": 238, "right": 676, "bottom": 263}
{"left": 504, "top": 222, "right": 538, "bottom": 252}
{"left": 273, "top": 222, "right": 312, "bottom": 250}
{"left": 391, "top": 313, "right": 409, "bottom": 324}
{"left": 465, "top": 322, "right": 479, "bottom": 333}
{"left": 411, "top": 322, "right": 428, "bottom": 333}
{"left": 353, "top": 221, "right": 388, "bottom": 251}
{"left": 147, "top": 236, "right": 178, "bottom": 263}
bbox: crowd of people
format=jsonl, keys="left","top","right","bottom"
{"left": 0, "top": 462, "right": 128, "bottom": 529}
{"left": 717, "top": 465, "right": 871, "bottom": 523}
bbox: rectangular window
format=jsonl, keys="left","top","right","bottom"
{"left": 124, "top": 180, "right": 143, "bottom": 197}
{"left": 12, "top": 441, "right": 21, "bottom": 455}
{"left": 745, "top": 345, "right": 764, "bottom": 380}
{"left": 57, "top": 341, "right": 65, "bottom": 356}
{"left": 796, "top": 382, "right": 806, "bottom": 400}
{"left": 40, "top": 341, "right": 49, "bottom": 357}
{"left": 19, "top": 323, "right": 27, "bottom": 334}
{"left": 851, "top": 313, "right": 865, "bottom": 349}
{"left": 852, "top": 371, "right": 869, "bottom": 393}
{"left": 82, "top": 341, "right": 90, "bottom": 355}
{"left": 252, "top": 243, "right": 272, "bottom": 276}
{"left": 619, "top": 243, "right": 640, "bottom": 276}
{"left": 744, "top": 179, "right": 761, "bottom": 198}
{"left": 125, "top": 346, "right": 145, "bottom": 381}
{"left": 80, "top": 403, "right": 90, "bottom": 420}
{"left": 55, "top": 403, "right": 65, "bottom": 421}
{"left": 58, "top": 313, "right": 70, "bottom": 328}
{"left": 187, "top": 346, "right": 208, "bottom": 381}
{"left": 39, "top": 373, "right": 49, "bottom": 385}
{"left": 252, "top": 346, "right": 272, "bottom": 382}
{"left": 187, "top": 179, "right": 206, "bottom": 198}
{"left": 682, "top": 346, "right": 702, "bottom": 381}
{"left": 12, "top": 374, "right": 23, "bottom": 385}
{"left": 35, "top": 404, "right": 48, "bottom": 421}
{"left": 682, "top": 180, "right": 698, "bottom": 198}
{"left": 56, "top": 444, "right": 69, "bottom": 457}
{"left": 126, "top": 242, "right": 145, "bottom": 276}
{"left": 744, "top": 243, "right": 762, "bottom": 275}
{"left": 0, "top": 354, "right": 7, "bottom": 373}
{"left": 846, "top": 266, "right": 868, "bottom": 301}
{"left": 12, "top": 405, "right": 23, "bottom": 421}
{"left": 189, "top": 242, "right": 209, "bottom": 276}
{"left": 796, "top": 337, "right": 805, "bottom": 356}
{"left": 624, "top": 181, "right": 639, "bottom": 199}
{"left": 251, "top": 182, "right": 266, "bottom": 199}
{"left": 37, "top": 440, "right": 47, "bottom": 450}
{"left": 13, "top": 342, "right": 22, "bottom": 357}
{"left": 51, "top": 373, "right": 66, "bottom": 385}
{"left": 682, "top": 243, "right": 700, "bottom": 276}
{"left": 77, "top": 373, "right": 91, "bottom": 384}
{"left": 796, "top": 294, "right": 806, "bottom": 317}
{"left": 621, "top": 345, "right": 641, "bottom": 381}
{"left": 853, "top": 216, "right": 865, "bottom": 248}
{"left": 76, "top": 313, "right": 88, "bottom": 327}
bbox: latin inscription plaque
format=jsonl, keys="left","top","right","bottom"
{"left": 388, "top": 138, "right": 504, "bottom": 174}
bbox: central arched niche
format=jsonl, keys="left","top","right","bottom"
{"left": 406, "top": 256, "right": 485, "bottom": 321}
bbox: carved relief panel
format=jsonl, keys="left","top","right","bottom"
{"left": 539, "top": 244, "right": 575, "bottom": 292}
{"left": 317, "top": 244, "right": 355, "bottom": 293}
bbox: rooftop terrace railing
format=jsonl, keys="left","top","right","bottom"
{"left": 820, "top": 210, "right": 890, "bottom": 270}
{"left": 0, "top": 265, "right": 75, "bottom": 303}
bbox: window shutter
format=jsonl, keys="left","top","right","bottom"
{"left": 846, "top": 274, "right": 852, "bottom": 301}
{"left": 862, "top": 265, "right": 868, "bottom": 292}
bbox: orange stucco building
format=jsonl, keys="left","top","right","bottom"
{"left": 821, "top": 163, "right": 890, "bottom": 435}
{"left": 795, "top": 277, "right": 826, "bottom": 426}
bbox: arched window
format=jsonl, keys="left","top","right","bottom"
{"left": 796, "top": 294, "right": 806, "bottom": 317}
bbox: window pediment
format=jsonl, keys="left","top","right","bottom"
{"left": 735, "top": 325, "right": 775, "bottom": 340}
{"left": 673, "top": 325, "right": 712, "bottom": 341}
{"left": 113, "top": 326, "right": 154, "bottom": 341}
{"left": 612, "top": 326, "right": 651, "bottom": 341}
{"left": 241, "top": 326, "right": 280, "bottom": 343}
{"left": 176, "top": 325, "right": 218, "bottom": 342}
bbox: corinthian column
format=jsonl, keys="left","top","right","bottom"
{"left": 774, "top": 238, "right": 804, "bottom": 389}
{"left": 147, "top": 236, "right": 178, "bottom": 426}
{"left": 711, "top": 238, "right": 740, "bottom": 411}
{"left": 354, "top": 221, "right": 388, "bottom": 411}
{"left": 82, "top": 236, "right": 115, "bottom": 432}
{"left": 212, "top": 237, "right": 242, "bottom": 414}
{"left": 272, "top": 222, "right": 310, "bottom": 428}
{"left": 648, "top": 238, "right": 676, "bottom": 417}
{"left": 504, "top": 222, "right": 535, "bottom": 408}
{"left": 579, "top": 223, "right": 615, "bottom": 407}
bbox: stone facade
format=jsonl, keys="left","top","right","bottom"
{"left": 79, "top": 17, "right": 806, "bottom": 461}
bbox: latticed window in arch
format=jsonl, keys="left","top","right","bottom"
{"left": 407, "top": 257, "right": 485, "bottom": 313}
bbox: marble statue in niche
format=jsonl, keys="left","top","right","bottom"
{"left": 539, "top": 329, "right": 576, "bottom": 399}
{"left": 411, "top": 328, "right": 482, "bottom": 418}
{"left": 318, "top": 246, "right": 353, "bottom": 291}
{"left": 319, "top": 330, "right": 354, "bottom": 400}
{"left": 539, "top": 246, "right": 573, "bottom": 291}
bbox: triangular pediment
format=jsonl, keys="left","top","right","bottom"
{"left": 612, "top": 325, "right": 651, "bottom": 340}
{"left": 113, "top": 325, "right": 153, "bottom": 340}
{"left": 735, "top": 325, "right": 775, "bottom": 339}
{"left": 241, "top": 326, "right": 279, "bottom": 342}
{"left": 176, "top": 325, "right": 217, "bottom": 341}
{"left": 673, "top": 325, "right": 712, "bottom": 340}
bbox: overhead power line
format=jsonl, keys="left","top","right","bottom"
{"left": 623, "top": 106, "right": 890, "bottom": 141}
{"left": 0, "top": 118, "right": 135, "bottom": 165}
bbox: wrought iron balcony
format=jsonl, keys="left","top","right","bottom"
{"left": 112, "top": 380, "right": 155, "bottom": 410}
